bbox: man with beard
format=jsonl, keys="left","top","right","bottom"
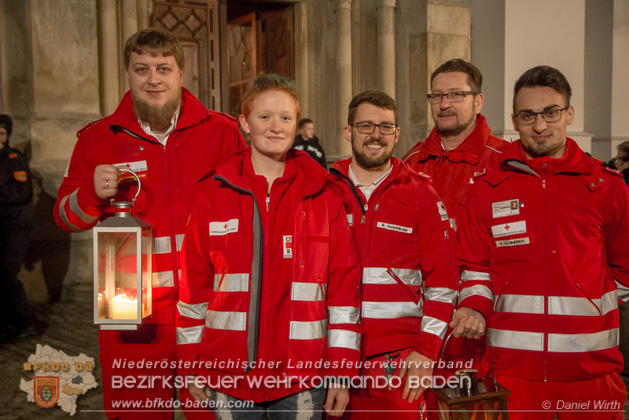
{"left": 403, "top": 60, "right": 505, "bottom": 418}
{"left": 330, "top": 91, "right": 459, "bottom": 419}
{"left": 53, "top": 28, "right": 244, "bottom": 419}
{"left": 403, "top": 59, "right": 507, "bottom": 231}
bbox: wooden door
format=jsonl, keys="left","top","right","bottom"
{"left": 227, "top": 12, "right": 257, "bottom": 118}
{"left": 151, "top": 0, "right": 220, "bottom": 110}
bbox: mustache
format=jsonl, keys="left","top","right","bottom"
{"left": 363, "top": 139, "right": 387, "bottom": 147}
{"left": 438, "top": 111, "right": 457, "bottom": 117}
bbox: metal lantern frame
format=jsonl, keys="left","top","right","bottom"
{"left": 431, "top": 333, "right": 511, "bottom": 420}
{"left": 93, "top": 168, "right": 152, "bottom": 330}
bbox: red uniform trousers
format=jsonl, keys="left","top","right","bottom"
{"left": 497, "top": 373, "right": 625, "bottom": 420}
{"left": 342, "top": 347, "right": 425, "bottom": 420}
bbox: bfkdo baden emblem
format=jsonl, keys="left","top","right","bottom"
{"left": 34, "top": 376, "right": 59, "bottom": 408}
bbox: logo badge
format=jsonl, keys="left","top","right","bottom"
{"left": 14, "top": 170, "right": 27, "bottom": 182}
{"left": 283, "top": 235, "right": 293, "bottom": 258}
{"left": 491, "top": 220, "right": 527, "bottom": 238}
{"left": 437, "top": 201, "right": 449, "bottom": 221}
{"left": 209, "top": 219, "right": 239, "bottom": 236}
{"left": 34, "top": 376, "right": 59, "bottom": 409}
{"left": 115, "top": 160, "right": 149, "bottom": 180}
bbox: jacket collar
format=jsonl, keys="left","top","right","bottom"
{"left": 215, "top": 148, "right": 330, "bottom": 197}
{"left": 109, "top": 88, "right": 211, "bottom": 134}
{"left": 481, "top": 138, "right": 592, "bottom": 187}
{"left": 417, "top": 114, "right": 492, "bottom": 164}
{"left": 330, "top": 156, "right": 410, "bottom": 187}
{"left": 503, "top": 138, "right": 592, "bottom": 176}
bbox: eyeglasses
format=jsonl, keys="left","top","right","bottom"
{"left": 427, "top": 91, "right": 477, "bottom": 104}
{"left": 514, "top": 107, "right": 569, "bottom": 126}
{"left": 350, "top": 121, "right": 398, "bottom": 135}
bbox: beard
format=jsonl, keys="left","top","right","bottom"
{"left": 352, "top": 136, "right": 393, "bottom": 169}
{"left": 435, "top": 111, "right": 476, "bottom": 138}
{"left": 132, "top": 92, "right": 181, "bottom": 132}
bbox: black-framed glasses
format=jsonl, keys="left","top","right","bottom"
{"left": 514, "top": 107, "right": 569, "bottom": 126}
{"left": 350, "top": 121, "right": 398, "bottom": 135}
{"left": 427, "top": 91, "right": 477, "bottom": 104}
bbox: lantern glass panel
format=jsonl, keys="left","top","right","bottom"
{"left": 96, "top": 231, "right": 140, "bottom": 320}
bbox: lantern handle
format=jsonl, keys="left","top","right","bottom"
{"left": 109, "top": 167, "right": 142, "bottom": 205}
{"left": 436, "top": 329, "right": 498, "bottom": 387}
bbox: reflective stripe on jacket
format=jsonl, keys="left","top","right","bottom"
{"left": 53, "top": 89, "right": 244, "bottom": 324}
{"left": 177, "top": 149, "right": 361, "bottom": 402}
{"left": 331, "top": 157, "right": 458, "bottom": 361}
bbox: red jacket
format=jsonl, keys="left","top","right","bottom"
{"left": 458, "top": 139, "right": 629, "bottom": 382}
{"left": 330, "top": 158, "right": 458, "bottom": 361}
{"left": 177, "top": 149, "right": 361, "bottom": 402}
{"left": 54, "top": 89, "right": 244, "bottom": 325}
{"left": 403, "top": 115, "right": 507, "bottom": 228}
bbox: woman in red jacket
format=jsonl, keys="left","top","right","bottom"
{"left": 177, "top": 74, "right": 362, "bottom": 419}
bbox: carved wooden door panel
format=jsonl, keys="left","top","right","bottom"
{"left": 260, "top": 7, "right": 294, "bottom": 79}
{"left": 227, "top": 12, "right": 257, "bottom": 118}
{"left": 151, "top": 0, "right": 220, "bottom": 110}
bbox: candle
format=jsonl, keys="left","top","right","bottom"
{"left": 111, "top": 294, "right": 138, "bottom": 319}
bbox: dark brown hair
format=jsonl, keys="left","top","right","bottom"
{"left": 431, "top": 59, "right": 483, "bottom": 93}
{"left": 347, "top": 91, "right": 397, "bottom": 124}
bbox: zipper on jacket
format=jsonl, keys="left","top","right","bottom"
{"left": 266, "top": 193, "right": 270, "bottom": 213}
{"left": 214, "top": 175, "right": 262, "bottom": 373}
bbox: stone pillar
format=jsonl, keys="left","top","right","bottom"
{"left": 404, "top": 0, "right": 470, "bottom": 152}
{"left": 98, "top": 0, "right": 122, "bottom": 116}
{"left": 377, "top": 0, "right": 396, "bottom": 98}
{"left": 335, "top": 0, "right": 352, "bottom": 157}
{"left": 610, "top": 0, "right": 629, "bottom": 157}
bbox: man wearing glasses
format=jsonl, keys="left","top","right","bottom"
{"left": 331, "top": 91, "right": 459, "bottom": 418}
{"left": 457, "top": 66, "right": 629, "bottom": 419}
{"left": 403, "top": 59, "right": 505, "bottom": 419}
{"left": 404, "top": 59, "right": 506, "bottom": 231}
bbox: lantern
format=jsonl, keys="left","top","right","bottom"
{"left": 93, "top": 169, "right": 152, "bottom": 330}
{"left": 432, "top": 374, "right": 511, "bottom": 420}
{"left": 432, "top": 333, "right": 511, "bottom": 419}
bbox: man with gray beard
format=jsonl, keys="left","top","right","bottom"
{"left": 54, "top": 28, "right": 244, "bottom": 419}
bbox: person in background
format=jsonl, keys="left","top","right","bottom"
{"left": 0, "top": 113, "right": 37, "bottom": 342}
{"left": 53, "top": 28, "right": 244, "bottom": 419}
{"left": 293, "top": 118, "right": 328, "bottom": 169}
{"left": 178, "top": 73, "right": 361, "bottom": 419}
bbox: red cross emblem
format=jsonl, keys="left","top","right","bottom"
{"left": 504, "top": 224, "right": 510, "bottom": 230}
{"left": 224, "top": 223, "right": 228, "bottom": 229}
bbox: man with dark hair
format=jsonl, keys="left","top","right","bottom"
{"left": 0, "top": 114, "right": 36, "bottom": 341}
{"left": 292, "top": 118, "right": 328, "bottom": 169}
{"left": 331, "top": 91, "right": 458, "bottom": 418}
{"left": 457, "top": 65, "right": 629, "bottom": 419}
{"left": 54, "top": 28, "right": 244, "bottom": 419}
{"left": 404, "top": 59, "right": 507, "bottom": 229}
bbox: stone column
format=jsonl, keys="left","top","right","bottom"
{"left": 403, "top": 0, "right": 470, "bottom": 152}
{"left": 378, "top": 0, "right": 396, "bottom": 98}
{"left": 610, "top": 0, "right": 629, "bottom": 157}
{"left": 98, "top": 0, "right": 122, "bottom": 116}
{"left": 335, "top": 0, "right": 352, "bottom": 157}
